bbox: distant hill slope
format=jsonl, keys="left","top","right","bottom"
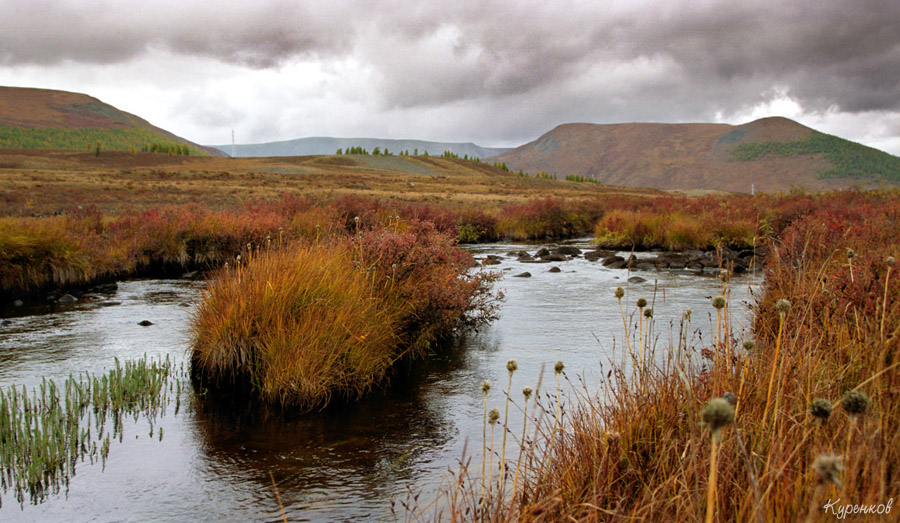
{"left": 210, "top": 136, "right": 510, "bottom": 159}
{"left": 0, "top": 86, "right": 222, "bottom": 156}
{"left": 495, "top": 117, "right": 900, "bottom": 193}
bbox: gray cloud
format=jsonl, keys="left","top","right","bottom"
{"left": 1, "top": 0, "right": 898, "bottom": 151}
{"left": 0, "top": 0, "right": 354, "bottom": 67}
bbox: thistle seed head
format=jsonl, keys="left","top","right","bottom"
{"left": 636, "top": 297, "right": 648, "bottom": 308}
{"left": 887, "top": 256, "right": 896, "bottom": 266}
{"left": 846, "top": 248, "right": 856, "bottom": 259}
{"left": 742, "top": 340, "right": 755, "bottom": 351}
{"left": 809, "top": 398, "right": 833, "bottom": 421}
{"left": 701, "top": 397, "right": 735, "bottom": 435}
{"left": 775, "top": 298, "right": 791, "bottom": 313}
{"left": 522, "top": 386, "right": 533, "bottom": 400}
{"left": 683, "top": 308, "right": 693, "bottom": 321}
{"left": 488, "top": 408, "right": 500, "bottom": 424}
{"left": 643, "top": 308, "right": 653, "bottom": 318}
{"left": 554, "top": 361, "right": 565, "bottom": 374}
{"left": 481, "top": 380, "right": 491, "bottom": 394}
{"left": 813, "top": 454, "right": 844, "bottom": 488}
{"left": 506, "top": 359, "right": 518, "bottom": 373}
{"left": 841, "top": 390, "right": 869, "bottom": 416}
{"left": 614, "top": 286, "right": 625, "bottom": 299}
{"left": 712, "top": 296, "right": 726, "bottom": 310}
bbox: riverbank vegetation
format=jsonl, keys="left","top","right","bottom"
{"left": 438, "top": 191, "right": 900, "bottom": 521}
{"left": 3, "top": 189, "right": 899, "bottom": 300}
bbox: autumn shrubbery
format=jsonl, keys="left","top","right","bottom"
{"left": 496, "top": 197, "right": 596, "bottom": 240}
{"left": 190, "top": 222, "right": 498, "bottom": 410}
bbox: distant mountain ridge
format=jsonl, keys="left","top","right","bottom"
{"left": 495, "top": 117, "right": 900, "bottom": 193}
{"left": 210, "top": 136, "right": 511, "bottom": 159}
{"left": 0, "top": 86, "right": 223, "bottom": 156}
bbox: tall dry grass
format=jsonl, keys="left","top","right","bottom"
{"left": 191, "top": 222, "right": 499, "bottom": 411}
{"left": 434, "top": 191, "right": 900, "bottom": 522}
{"left": 191, "top": 242, "right": 407, "bottom": 409}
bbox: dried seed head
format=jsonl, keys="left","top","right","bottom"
{"left": 722, "top": 391, "right": 737, "bottom": 406}
{"left": 522, "top": 387, "right": 533, "bottom": 400}
{"left": 887, "top": 256, "right": 896, "bottom": 266}
{"left": 643, "top": 308, "right": 653, "bottom": 318}
{"left": 614, "top": 286, "right": 625, "bottom": 299}
{"left": 506, "top": 359, "right": 518, "bottom": 373}
{"left": 554, "top": 361, "right": 565, "bottom": 374}
{"left": 636, "top": 297, "right": 648, "bottom": 308}
{"left": 488, "top": 408, "right": 500, "bottom": 424}
{"left": 742, "top": 340, "right": 755, "bottom": 351}
{"left": 841, "top": 390, "right": 869, "bottom": 416}
{"left": 846, "top": 248, "right": 856, "bottom": 259}
{"left": 775, "top": 299, "right": 791, "bottom": 313}
{"left": 481, "top": 380, "right": 491, "bottom": 394}
{"left": 701, "top": 398, "right": 735, "bottom": 435}
{"left": 712, "top": 296, "right": 726, "bottom": 310}
{"left": 813, "top": 454, "right": 844, "bottom": 488}
{"left": 683, "top": 308, "right": 693, "bottom": 321}
{"left": 809, "top": 398, "right": 833, "bottom": 421}
{"left": 604, "top": 430, "right": 620, "bottom": 443}
{"left": 354, "top": 216, "right": 360, "bottom": 223}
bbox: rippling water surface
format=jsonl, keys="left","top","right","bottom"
{"left": 0, "top": 240, "right": 760, "bottom": 521}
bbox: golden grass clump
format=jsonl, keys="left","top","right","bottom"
{"left": 190, "top": 242, "right": 407, "bottom": 410}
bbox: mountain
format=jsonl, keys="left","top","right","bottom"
{"left": 495, "top": 117, "right": 900, "bottom": 193}
{"left": 210, "top": 136, "right": 511, "bottom": 159}
{"left": 0, "top": 86, "right": 222, "bottom": 156}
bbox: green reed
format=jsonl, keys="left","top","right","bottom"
{"left": 0, "top": 356, "right": 180, "bottom": 507}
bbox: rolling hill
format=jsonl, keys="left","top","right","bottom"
{"left": 495, "top": 117, "right": 900, "bottom": 193}
{"left": 0, "top": 86, "right": 221, "bottom": 156}
{"left": 209, "top": 136, "right": 510, "bottom": 159}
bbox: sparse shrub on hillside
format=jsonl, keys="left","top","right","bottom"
{"left": 732, "top": 133, "right": 900, "bottom": 181}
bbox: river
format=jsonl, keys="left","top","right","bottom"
{"left": 0, "top": 239, "right": 759, "bottom": 521}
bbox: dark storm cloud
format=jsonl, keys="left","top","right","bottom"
{"left": 2, "top": 0, "right": 898, "bottom": 147}
{"left": 0, "top": 0, "right": 354, "bottom": 67}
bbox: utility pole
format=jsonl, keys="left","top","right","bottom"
{"left": 231, "top": 129, "right": 235, "bottom": 158}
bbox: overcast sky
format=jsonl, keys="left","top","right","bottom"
{"left": 1, "top": 0, "right": 898, "bottom": 153}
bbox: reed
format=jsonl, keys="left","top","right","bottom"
{"left": 0, "top": 356, "right": 176, "bottom": 506}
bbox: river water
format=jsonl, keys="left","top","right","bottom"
{"left": 0, "top": 240, "right": 759, "bottom": 521}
